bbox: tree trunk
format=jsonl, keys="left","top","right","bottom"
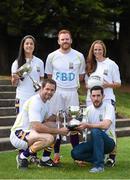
{"left": 0, "top": 24, "right": 9, "bottom": 75}
{"left": 119, "top": 19, "right": 130, "bottom": 83}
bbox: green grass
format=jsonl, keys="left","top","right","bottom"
{"left": 115, "top": 90, "right": 130, "bottom": 118}
{"left": 0, "top": 76, "right": 130, "bottom": 178}
{"left": 0, "top": 138, "right": 130, "bottom": 179}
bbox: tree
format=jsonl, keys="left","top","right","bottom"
{"left": 0, "top": 0, "right": 111, "bottom": 74}
{"left": 101, "top": 0, "right": 130, "bottom": 82}
{"left": 0, "top": 0, "right": 23, "bottom": 74}
{"left": 118, "top": 0, "right": 130, "bottom": 82}
{"left": 0, "top": 0, "right": 130, "bottom": 81}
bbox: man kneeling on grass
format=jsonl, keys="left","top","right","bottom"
{"left": 71, "top": 86, "right": 116, "bottom": 173}
{"left": 10, "top": 79, "right": 68, "bottom": 169}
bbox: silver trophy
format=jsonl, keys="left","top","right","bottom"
{"left": 55, "top": 107, "right": 81, "bottom": 141}
{"left": 27, "top": 75, "right": 41, "bottom": 92}
{"left": 16, "top": 63, "right": 41, "bottom": 92}
{"left": 16, "top": 63, "right": 32, "bottom": 78}
{"left": 67, "top": 106, "right": 81, "bottom": 130}
{"left": 54, "top": 110, "right": 68, "bottom": 141}
{"left": 80, "top": 106, "right": 91, "bottom": 141}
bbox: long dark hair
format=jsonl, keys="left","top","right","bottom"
{"left": 17, "top": 35, "right": 36, "bottom": 68}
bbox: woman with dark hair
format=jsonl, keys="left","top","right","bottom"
{"left": 11, "top": 35, "right": 44, "bottom": 113}
{"left": 11, "top": 35, "right": 44, "bottom": 164}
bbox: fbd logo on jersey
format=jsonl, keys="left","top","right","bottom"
{"left": 56, "top": 72, "right": 75, "bottom": 81}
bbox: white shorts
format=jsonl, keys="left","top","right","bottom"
{"left": 10, "top": 129, "right": 55, "bottom": 151}
{"left": 10, "top": 130, "right": 29, "bottom": 150}
{"left": 48, "top": 87, "right": 79, "bottom": 114}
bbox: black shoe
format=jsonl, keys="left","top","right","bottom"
{"left": 29, "top": 155, "right": 40, "bottom": 165}
{"left": 38, "top": 159, "right": 58, "bottom": 167}
{"left": 16, "top": 155, "right": 28, "bottom": 169}
{"left": 105, "top": 158, "right": 115, "bottom": 167}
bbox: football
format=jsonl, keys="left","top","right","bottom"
{"left": 87, "top": 75, "right": 103, "bottom": 88}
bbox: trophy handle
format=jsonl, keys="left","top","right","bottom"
{"left": 28, "top": 74, "right": 41, "bottom": 92}
{"left": 33, "top": 83, "right": 41, "bottom": 92}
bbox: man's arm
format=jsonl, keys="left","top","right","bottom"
{"left": 103, "top": 81, "right": 121, "bottom": 89}
{"left": 77, "top": 119, "right": 112, "bottom": 131}
{"left": 31, "top": 121, "right": 68, "bottom": 136}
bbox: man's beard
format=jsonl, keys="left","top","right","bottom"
{"left": 93, "top": 101, "right": 103, "bottom": 108}
{"left": 61, "top": 43, "right": 71, "bottom": 51}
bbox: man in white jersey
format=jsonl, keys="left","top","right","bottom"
{"left": 10, "top": 79, "right": 69, "bottom": 169}
{"left": 71, "top": 86, "right": 116, "bottom": 173}
{"left": 44, "top": 29, "right": 85, "bottom": 163}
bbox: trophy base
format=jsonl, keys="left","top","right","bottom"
{"left": 33, "top": 85, "right": 41, "bottom": 92}
{"left": 67, "top": 124, "right": 78, "bottom": 131}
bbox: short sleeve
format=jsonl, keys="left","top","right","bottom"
{"left": 39, "top": 60, "right": 45, "bottom": 77}
{"left": 11, "top": 60, "right": 18, "bottom": 74}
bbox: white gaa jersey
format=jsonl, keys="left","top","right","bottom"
{"left": 11, "top": 94, "right": 49, "bottom": 132}
{"left": 85, "top": 57, "right": 121, "bottom": 102}
{"left": 85, "top": 102, "right": 116, "bottom": 143}
{"left": 45, "top": 49, "right": 85, "bottom": 88}
{"left": 11, "top": 56, "right": 44, "bottom": 100}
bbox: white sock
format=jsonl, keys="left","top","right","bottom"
{"left": 20, "top": 153, "right": 27, "bottom": 159}
{"left": 42, "top": 156, "right": 50, "bottom": 162}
